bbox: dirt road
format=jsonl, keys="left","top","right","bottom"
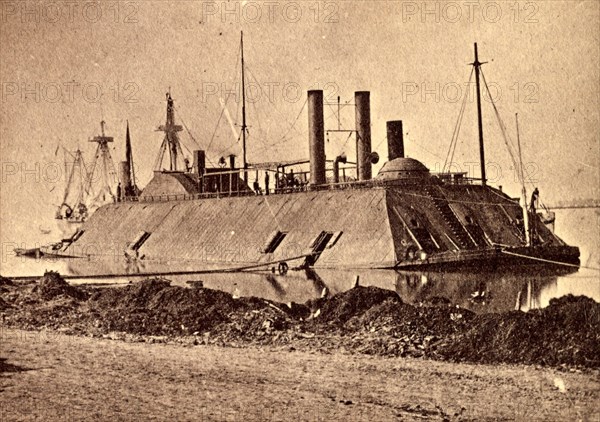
{"left": 1, "top": 329, "right": 598, "bottom": 421}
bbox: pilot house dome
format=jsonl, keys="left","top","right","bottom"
{"left": 376, "top": 157, "right": 430, "bottom": 181}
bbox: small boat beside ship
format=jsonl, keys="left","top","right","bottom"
{"left": 14, "top": 247, "right": 41, "bottom": 258}
{"left": 32, "top": 40, "right": 579, "bottom": 271}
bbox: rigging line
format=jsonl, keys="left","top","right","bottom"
{"left": 178, "top": 138, "right": 193, "bottom": 163}
{"left": 395, "top": 188, "right": 527, "bottom": 207}
{"left": 60, "top": 146, "right": 78, "bottom": 161}
{"left": 373, "top": 136, "right": 386, "bottom": 152}
{"left": 216, "top": 142, "right": 237, "bottom": 160}
{"left": 515, "top": 113, "right": 526, "bottom": 186}
{"left": 326, "top": 102, "right": 344, "bottom": 129}
{"left": 171, "top": 107, "right": 217, "bottom": 166}
{"left": 85, "top": 145, "right": 100, "bottom": 195}
{"left": 9, "top": 254, "right": 316, "bottom": 280}
{"left": 450, "top": 68, "right": 474, "bottom": 166}
{"left": 443, "top": 105, "right": 459, "bottom": 171}
{"left": 243, "top": 65, "right": 339, "bottom": 153}
{"left": 216, "top": 131, "right": 244, "bottom": 159}
{"left": 404, "top": 135, "right": 446, "bottom": 161}
{"left": 500, "top": 250, "right": 599, "bottom": 271}
{"left": 243, "top": 65, "right": 272, "bottom": 137}
{"left": 289, "top": 105, "right": 341, "bottom": 142}
{"left": 448, "top": 87, "right": 469, "bottom": 171}
{"left": 216, "top": 119, "right": 244, "bottom": 158}
{"left": 60, "top": 147, "right": 92, "bottom": 200}
{"left": 82, "top": 163, "right": 95, "bottom": 198}
{"left": 341, "top": 98, "right": 355, "bottom": 128}
{"left": 249, "top": 105, "right": 340, "bottom": 154}
{"left": 249, "top": 96, "right": 270, "bottom": 155}
{"left": 172, "top": 107, "right": 200, "bottom": 149}
{"left": 205, "top": 44, "right": 242, "bottom": 156}
{"left": 480, "top": 69, "right": 520, "bottom": 174}
{"left": 277, "top": 97, "right": 307, "bottom": 143}
{"left": 326, "top": 102, "right": 341, "bottom": 128}
{"left": 488, "top": 186, "right": 518, "bottom": 204}
{"left": 328, "top": 129, "right": 357, "bottom": 158}
{"left": 444, "top": 67, "right": 474, "bottom": 172}
{"left": 481, "top": 73, "right": 525, "bottom": 185}
{"left": 153, "top": 138, "right": 168, "bottom": 171}
{"left": 61, "top": 154, "right": 78, "bottom": 205}
{"left": 244, "top": 64, "right": 295, "bottom": 137}
{"left": 206, "top": 98, "right": 232, "bottom": 159}
{"left": 447, "top": 72, "right": 471, "bottom": 171}
{"left": 342, "top": 130, "right": 356, "bottom": 149}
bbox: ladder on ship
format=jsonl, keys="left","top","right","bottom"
{"left": 424, "top": 185, "right": 475, "bottom": 249}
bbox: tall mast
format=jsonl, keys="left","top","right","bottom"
{"left": 241, "top": 31, "right": 248, "bottom": 185}
{"left": 156, "top": 91, "right": 183, "bottom": 171}
{"left": 473, "top": 43, "right": 487, "bottom": 185}
{"left": 89, "top": 120, "right": 116, "bottom": 197}
{"left": 515, "top": 113, "right": 531, "bottom": 246}
{"left": 167, "top": 92, "right": 177, "bottom": 170}
{"left": 125, "top": 120, "right": 136, "bottom": 191}
{"left": 126, "top": 121, "right": 132, "bottom": 179}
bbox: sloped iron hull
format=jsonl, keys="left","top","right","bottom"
{"left": 46, "top": 184, "right": 579, "bottom": 271}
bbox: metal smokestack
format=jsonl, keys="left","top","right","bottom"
{"left": 355, "top": 91, "right": 372, "bottom": 181}
{"left": 386, "top": 120, "right": 404, "bottom": 160}
{"left": 193, "top": 150, "right": 206, "bottom": 193}
{"left": 333, "top": 153, "right": 347, "bottom": 184}
{"left": 193, "top": 150, "right": 206, "bottom": 174}
{"left": 308, "top": 90, "right": 326, "bottom": 185}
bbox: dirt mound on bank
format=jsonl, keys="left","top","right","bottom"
{"left": 314, "top": 286, "right": 402, "bottom": 325}
{"left": 1, "top": 274, "right": 598, "bottom": 368}
{"left": 88, "top": 278, "right": 266, "bottom": 336}
{"left": 436, "top": 295, "right": 600, "bottom": 367}
{"left": 0, "top": 276, "right": 15, "bottom": 287}
{"left": 348, "top": 299, "right": 473, "bottom": 336}
{"left": 33, "top": 271, "right": 88, "bottom": 301}
{"left": 0, "top": 297, "right": 10, "bottom": 310}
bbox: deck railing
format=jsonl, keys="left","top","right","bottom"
{"left": 120, "top": 172, "right": 483, "bottom": 204}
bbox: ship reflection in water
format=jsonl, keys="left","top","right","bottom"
{"left": 58, "top": 258, "right": 598, "bottom": 314}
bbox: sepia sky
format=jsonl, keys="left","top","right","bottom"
{"left": 0, "top": 0, "right": 598, "bottom": 246}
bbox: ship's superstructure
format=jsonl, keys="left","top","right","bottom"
{"left": 40, "top": 43, "right": 580, "bottom": 270}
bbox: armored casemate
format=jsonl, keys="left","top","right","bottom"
{"left": 41, "top": 43, "right": 579, "bottom": 270}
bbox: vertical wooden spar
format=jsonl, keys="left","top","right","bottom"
{"left": 473, "top": 43, "right": 486, "bottom": 185}
{"left": 337, "top": 96, "right": 341, "bottom": 131}
{"left": 126, "top": 120, "right": 136, "bottom": 190}
{"left": 241, "top": 31, "right": 248, "bottom": 185}
{"left": 89, "top": 120, "right": 116, "bottom": 198}
{"left": 515, "top": 113, "right": 531, "bottom": 246}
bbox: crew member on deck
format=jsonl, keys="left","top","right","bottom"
{"left": 530, "top": 187, "right": 539, "bottom": 212}
{"left": 287, "top": 169, "right": 295, "bottom": 191}
{"left": 253, "top": 179, "right": 261, "bottom": 195}
{"left": 264, "top": 171, "right": 270, "bottom": 195}
{"left": 116, "top": 182, "right": 122, "bottom": 202}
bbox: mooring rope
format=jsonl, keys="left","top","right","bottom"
{"left": 500, "top": 249, "right": 600, "bottom": 271}
{"left": 6, "top": 254, "right": 313, "bottom": 281}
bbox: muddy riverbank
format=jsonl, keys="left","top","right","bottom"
{"left": 1, "top": 272, "right": 598, "bottom": 369}
{"left": 2, "top": 327, "right": 599, "bottom": 421}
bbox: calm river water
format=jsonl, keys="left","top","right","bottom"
{"left": 2, "top": 209, "right": 598, "bottom": 313}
